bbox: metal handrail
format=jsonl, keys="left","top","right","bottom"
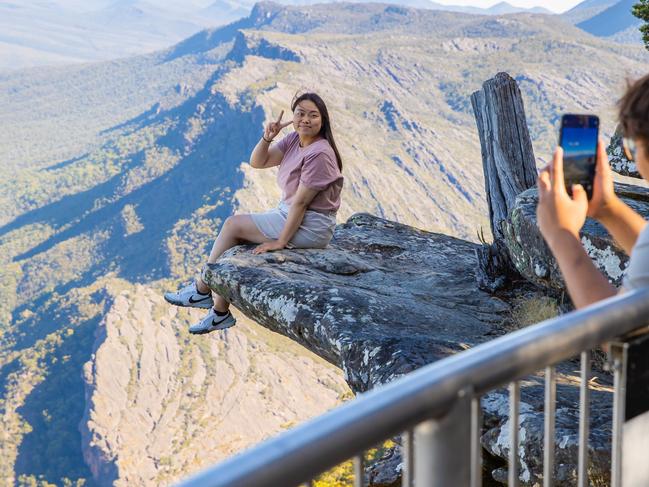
{"left": 177, "top": 288, "right": 649, "bottom": 487}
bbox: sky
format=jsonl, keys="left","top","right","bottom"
{"left": 431, "top": 0, "right": 584, "bottom": 13}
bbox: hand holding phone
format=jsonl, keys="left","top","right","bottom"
{"left": 559, "top": 114, "right": 599, "bottom": 199}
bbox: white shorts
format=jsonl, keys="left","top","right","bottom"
{"left": 250, "top": 201, "right": 336, "bottom": 249}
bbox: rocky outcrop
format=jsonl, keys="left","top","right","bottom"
{"left": 203, "top": 213, "right": 511, "bottom": 393}
{"left": 607, "top": 127, "right": 642, "bottom": 179}
{"left": 503, "top": 183, "right": 649, "bottom": 291}
{"left": 202, "top": 212, "right": 619, "bottom": 485}
{"left": 227, "top": 31, "right": 302, "bottom": 64}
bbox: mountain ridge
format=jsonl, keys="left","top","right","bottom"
{"left": 0, "top": 0, "right": 564, "bottom": 71}
{"left": 577, "top": 0, "right": 640, "bottom": 37}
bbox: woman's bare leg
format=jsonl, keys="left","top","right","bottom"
{"left": 196, "top": 214, "right": 271, "bottom": 312}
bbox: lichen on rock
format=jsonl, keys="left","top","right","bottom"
{"left": 203, "top": 212, "right": 511, "bottom": 393}
{"left": 607, "top": 127, "right": 641, "bottom": 179}
{"left": 503, "top": 183, "right": 649, "bottom": 292}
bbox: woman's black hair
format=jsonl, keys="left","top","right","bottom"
{"left": 291, "top": 92, "right": 343, "bottom": 171}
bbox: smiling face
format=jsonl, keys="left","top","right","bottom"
{"left": 293, "top": 100, "right": 322, "bottom": 139}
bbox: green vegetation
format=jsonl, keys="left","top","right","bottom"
{"left": 634, "top": 1, "right": 649, "bottom": 50}
{"left": 313, "top": 439, "right": 396, "bottom": 487}
{"left": 0, "top": 278, "right": 116, "bottom": 485}
{"left": 506, "top": 295, "right": 560, "bottom": 331}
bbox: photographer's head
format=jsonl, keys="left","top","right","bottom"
{"left": 619, "top": 74, "right": 649, "bottom": 178}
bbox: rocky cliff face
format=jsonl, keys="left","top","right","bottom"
{"left": 204, "top": 213, "right": 510, "bottom": 393}
{"left": 80, "top": 285, "right": 349, "bottom": 486}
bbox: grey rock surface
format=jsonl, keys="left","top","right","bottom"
{"left": 203, "top": 212, "right": 617, "bottom": 485}
{"left": 504, "top": 183, "right": 649, "bottom": 292}
{"left": 608, "top": 128, "right": 641, "bottom": 179}
{"left": 482, "top": 380, "right": 613, "bottom": 486}
{"left": 203, "top": 212, "right": 510, "bottom": 393}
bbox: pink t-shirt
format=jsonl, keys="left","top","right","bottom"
{"left": 275, "top": 131, "right": 344, "bottom": 213}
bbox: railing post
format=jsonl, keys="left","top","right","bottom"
{"left": 402, "top": 430, "right": 414, "bottom": 487}
{"left": 610, "top": 341, "right": 627, "bottom": 487}
{"left": 509, "top": 381, "right": 520, "bottom": 487}
{"left": 353, "top": 455, "right": 364, "bottom": 487}
{"left": 414, "top": 392, "right": 471, "bottom": 487}
{"left": 543, "top": 366, "right": 556, "bottom": 487}
{"left": 578, "top": 351, "right": 591, "bottom": 487}
{"left": 614, "top": 330, "right": 649, "bottom": 486}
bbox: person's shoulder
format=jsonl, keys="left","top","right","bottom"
{"left": 306, "top": 138, "right": 335, "bottom": 158}
{"left": 283, "top": 131, "right": 299, "bottom": 144}
{"left": 278, "top": 131, "right": 299, "bottom": 151}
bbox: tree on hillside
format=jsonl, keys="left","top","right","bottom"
{"left": 634, "top": 0, "right": 649, "bottom": 50}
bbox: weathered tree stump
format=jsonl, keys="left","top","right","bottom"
{"left": 471, "top": 72, "right": 538, "bottom": 291}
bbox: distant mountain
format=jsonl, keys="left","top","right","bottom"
{"left": 576, "top": 0, "right": 641, "bottom": 37}
{"left": 561, "top": 0, "right": 618, "bottom": 24}
{"left": 0, "top": 0, "right": 560, "bottom": 71}
{"left": 483, "top": 1, "right": 552, "bottom": 15}
{"left": 0, "top": 0, "right": 240, "bottom": 71}
{"left": 82, "top": 0, "right": 202, "bottom": 36}
{"left": 415, "top": 0, "right": 554, "bottom": 15}
{"left": 201, "top": 0, "right": 251, "bottom": 20}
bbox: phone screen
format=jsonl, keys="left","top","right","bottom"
{"left": 559, "top": 114, "right": 599, "bottom": 198}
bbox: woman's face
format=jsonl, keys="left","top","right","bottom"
{"left": 293, "top": 100, "right": 322, "bottom": 139}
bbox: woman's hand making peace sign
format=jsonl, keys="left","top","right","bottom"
{"left": 263, "top": 110, "right": 292, "bottom": 142}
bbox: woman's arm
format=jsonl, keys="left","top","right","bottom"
{"left": 250, "top": 111, "right": 292, "bottom": 169}
{"left": 537, "top": 147, "right": 617, "bottom": 309}
{"left": 544, "top": 230, "right": 617, "bottom": 308}
{"left": 597, "top": 200, "right": 647, "bottom": 254}
{"left": 587, "top": 141, "right": 647, "bottom": 254}
{"left": 249, "top": 138, "right": 284, "bottom": 169}
{"left": 252, "top": 184, "right": 319, "bottom": 254}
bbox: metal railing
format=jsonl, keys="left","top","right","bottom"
{"left": 177, "top": 289, "right": 649, "bottom": 487}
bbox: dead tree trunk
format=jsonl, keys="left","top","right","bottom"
{"left": 471, "top": 72, "right": 538, "bottom": 291}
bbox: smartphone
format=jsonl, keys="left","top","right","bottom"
{"left": 559, "top": 114, "right": 599, "bottom": 199}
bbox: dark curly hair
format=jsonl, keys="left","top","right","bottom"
{"left": 618, "top": 73, "right": 649, "bottom": 142}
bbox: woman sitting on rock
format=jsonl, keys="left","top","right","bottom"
{"left": 164, "top": 92, "right": 344, "bottom": 334}
{"left": 537, "top": 74, "right": 649, "bottom": 306}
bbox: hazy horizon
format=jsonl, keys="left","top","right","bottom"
{"left": 430, "top": 0, "right": 583, "bottom": 13}
{"left": 15, "top": 0, "right": 584, "bottom": 14}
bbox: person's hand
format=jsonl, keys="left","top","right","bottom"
{"left": 263, "top": 110, "right": 292, "bottom": 142}
{"left": 252, "top": 240, "right": 286, "bottom": 255}
{"left": 537, "top": 147, "right": 589, "bottom": 246}
{"left": 587, "top": 139, "right": 620, "bottom": 221}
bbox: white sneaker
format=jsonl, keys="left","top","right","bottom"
{"left": 164, "top": 281, "right": 214, "bottom": 309}
{"left": 189, "top": 308, "right": 236, "bottom": 334}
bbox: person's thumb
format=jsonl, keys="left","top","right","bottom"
{"left": 572, "top": 184, "right": 588, "bottom": 207}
